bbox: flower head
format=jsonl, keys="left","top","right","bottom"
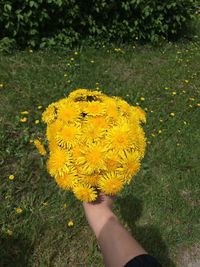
{"left": 73, "top": 184, "right": 97, "bottom": 202}
{"left": 34, "top": 139, "right": 47, "bottom": 156}
{"left": 47, "top": 148, "right": 72, "bottom": 177}
{"left": 98, "top": 172, "right": 124, "bottom": 195}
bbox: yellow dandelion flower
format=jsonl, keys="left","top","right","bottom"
{"left": 81, "top": 123, "right": 106, "bottom": 143}
{"left": 106, "top": 123, "right": 133, "bottom": 152}
{"left": 104, "top": 98, "right": 119, "bottom": 121}
{"left": 73, "top": 184, "right": 97, "bottom": 202}
{"left": 56, "top": 124, "right": 81, "bottom": 148}
{"left": 15, "top": 207, "right": 23, "bottom": 214}
{"left": 55, "top": 168, "right": 77, "bottom": 190}
{"left": 67, "top": 220, "right": 74, "bottom": 227}
{"left": 72, "top": 145, "right": 85, "bottom": 161}
{"left": 47, "top": 148, "right": 72, "bottom": 177}
{"left": 105, "top": 150, "right": 121, "bottom": 171}
{"left": 69, "top": 89, "right": 103, "bottom": 102}
{"left": 119, "top": 151, "right": 140, "bottom": 182}
{"left": 84, "top": 101, "right": 106, "bottom": 116}
{"left": 42, "top": 103, "right": 57, "bottom": 124}
{"left": 79, "top": 144, "right": 107, "bottom": 174}
{"left": 48, "top": 138, "right": 59, "bottom": 152}
{"left": 86, "top": 116, "right": 111, "bottom": 130}
{"left": 79, "top": 172, "right": 100, "bottom": 186}
{"left": 130, "top": 107, "right": 146, "bottom": 124}
{"left": 98, "top": 172, "right": 124, "bottom": 195}
{"left": 20, "top": 111, "right": 29, "bottom": 115}
{"left": 20, "top": 117, "right": 27, "bottom": 122}
{"left": 34, "top": 139, "right": 47, "bottom": 156}
{"left": 6, "top": 229, "right": 13, "bottom": 236}
{"left": 57, "top": 102, "right": 81, "bottom": 122}
{"left": 133, "top": 127, "right": 146, "bottom": 158}
{"left": 9, "top": 174, "right": 15, "bottom": 180}
{"left": 116, "top": 99, "right": 132, "bottom": 116}
{"left": 196, "top": 103, "right": 200, "bottom": 107}
{"left": 46, "top": 120, "right": 63, "bottom": 141}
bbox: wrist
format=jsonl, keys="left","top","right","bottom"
{"left": 83, "top": 204, "right": 116, "bottom": 238}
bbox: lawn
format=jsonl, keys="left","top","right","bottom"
{"left": 0, "top": 37, "right": 200, "bottom": 266}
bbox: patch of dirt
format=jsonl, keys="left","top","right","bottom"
{"left": 176, "top": 243, "right": 200, "bottom": 267}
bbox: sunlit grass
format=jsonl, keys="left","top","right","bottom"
{"left": 0, "top": 38, "right": 200, "bottom": 266}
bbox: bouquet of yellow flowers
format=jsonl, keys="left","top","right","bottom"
{"left": 41, "top": 89, "right": 146, "bottom": 202}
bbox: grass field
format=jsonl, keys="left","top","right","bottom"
{"left": 0, "top": 36, "right": 200, "bottom": 266}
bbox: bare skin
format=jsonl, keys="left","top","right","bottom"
{"left": 83, "top": 194, "right": 147, "bottom": 267}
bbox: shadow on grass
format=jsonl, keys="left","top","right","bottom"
{"left": 116, "top": 195, "right": 175, "bottom": 267}
{"left": 0, "top": 234, "right": 33, "bottom": 267}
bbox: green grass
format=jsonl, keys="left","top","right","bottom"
{"left": 0, "top": 38, "right": 200, "bottom": 267}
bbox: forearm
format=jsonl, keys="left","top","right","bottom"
{"left": 83, "top": 203, "right": 147, "bottom": 267}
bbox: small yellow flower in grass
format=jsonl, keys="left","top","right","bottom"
{"left": 64, "top": 74, "right": 67, "bottom": 77}
{"left": 6, "top": 229, "right": 13, "bottom": 236}
{"left": 70, "top": 57, "right": 74, "bottom": 61}
{"left": 37, "top": 105, "right": 42, "bottom": 110}
{"left": 140, "top": 97, "right": 145, "bottom": 101}
{"left": 20, "top": 117, "right": 28, "bottom": 122}
{"left": 183, "top": 121, "right": 187, "bottom": 125}
{"left": 158, "top": 130, "right": 162, "bottom": 134}
{"left": 98, "top": 172, "right": 124, "bottom": 195}
{"left": 63, "top": 203, "right": 67, "bottom": 209}
{"left": 35, "top": 120, "right": 40, "bottom": 124}
{"left": 197, "top": 103, "right": 200, "bottom": 107}
{"left": 164, "top": 87, "right": 169, "bottom": 90}
{"left": 73, "top": 185, "right": 97, "bottom": 202}
{"left": 189, "top": 97, "right": 195, "bottom": 101}
{"left": 0, "top": 83, "right": 4, "bottom": 88}
{"left": 172, "top": 91, "right": 177, "bottom": 96}
{"left": 34, "top": 139, "right": 47, "bottom": 156}
{"left": 29, "top": 49, "right": 33, "bottom": 53}
{"left": 170, "top": 112, "right": 175, "bottom": 117}
{"left": 136, "top": 102, "right": 139, "bottom": 106}
{"left": 9, "top": 174, "right": 15, "bottom": 180}
{"left": 90, "top": 60, "right": 95, "bottom": 63}
{"left": 20, "top": 111, "right": 29, "bottom": 115}
{"left": 74, "top": 51, "right": 78, "bottom": 55}
{"left": 184, "top": 80, "right": 189, "bottom": 83}
{"left": 15, "top": 207, "right": 23, "bottom": 214}
{"left": 67, "top": 220, "right": 74, "bottom": 227}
